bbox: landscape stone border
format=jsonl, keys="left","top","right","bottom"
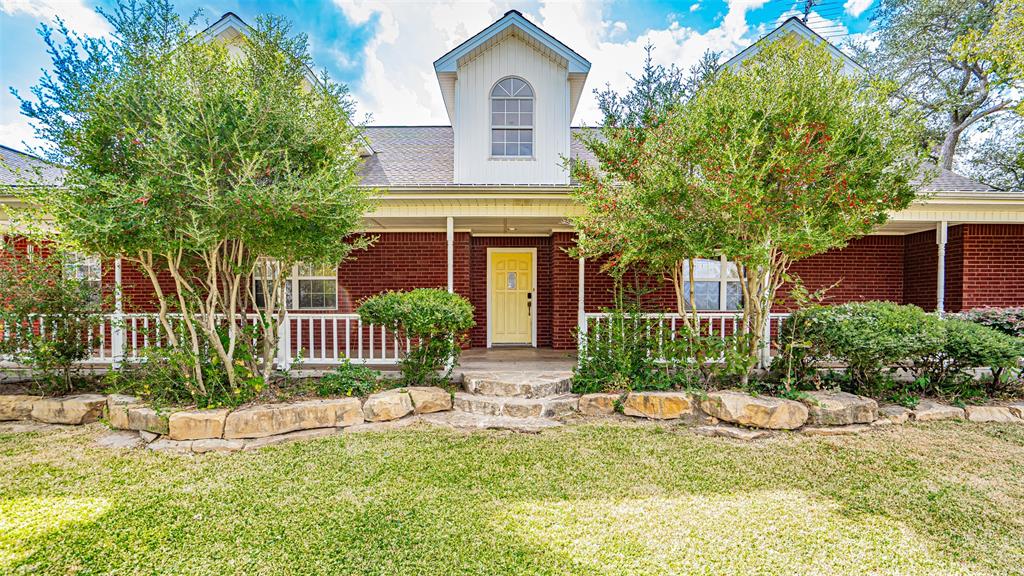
{"left": 2, "top": 388, "right": 1023, "bottom": 453}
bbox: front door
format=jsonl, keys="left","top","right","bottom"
{"left": 490, "top": 250, "right": 533, "bottom": 345}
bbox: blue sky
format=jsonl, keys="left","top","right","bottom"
{"left": 0, "top": 0, "right": 877, "bottom": 152}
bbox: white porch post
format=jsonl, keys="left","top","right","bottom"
{"left": 577, "top": 257, "right": 586, "bottom": 344}
{"left": 446, "top": 216, "right": 454, "bottom": 293}
{"left": 276, "top": 314, "right": 291, "bottom": 371}
{"left": 936, "top": 221, "right": 948, "bottom": 317}
{"left": 111, "top": 257, "right": 125, "bottom": 368}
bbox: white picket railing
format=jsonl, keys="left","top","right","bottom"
{"left": 579, "top": 311, "right": 791, "bottom": 367}
{"left": 1, "top": 312, "right": 405, "bottom": 368}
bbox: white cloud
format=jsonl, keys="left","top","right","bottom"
{"left": 690, "top": 3, "right": 701, "bottom": 13}
{"left": 334, "top": 0, "right": 773, "bottom": 125}
{"left": 0, "top": 119, "right": 43, "bottom": 153}
{"left": 843, "top": 0, "right": 874, "bottom": 19}
{"left": 0, "top": 0, "right": 111, "bottom": 36}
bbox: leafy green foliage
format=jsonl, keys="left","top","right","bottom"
{"left": 0, "top": 244, "right": 103, "bottom": 393}
{"left": 571, "top": 35, "right": 927, "bottom": 373}
{"left": 915, "top": 319, "right": 1024, "bottom": 399}
{"left": 358, "top": 289, "right": 475, "bottom": 386}
{"left": 775, "top": 302, "right": 944, "bottom": 395}
{"left": 316, "top": 360, "right": 381, "bottom": 398}
{"left": 12, "top": 0, "right": 372, "bottom": 395}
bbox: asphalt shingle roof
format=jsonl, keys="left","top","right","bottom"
{"left": 0, "top": 145, "right": 64, "bottom": 187}
{"left": 917, "top": 166, "right": 996, "bottom": 192}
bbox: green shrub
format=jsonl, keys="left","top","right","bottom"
{"left": 916, "top": 320, "right": 1023, "bottom": 399}
{"left": 952, "top": 307, "right": 1024, "bottom": 338}
{"left": 573, "top": 309, "right": 671, "bottom": 394}
{"left": 358, "top": 289, "right": 475, "bottom": 386}
{"left": 775, "top": 302, "right": 944, "bottom": 394}
{"left": 0, "top": 245, "right": 104, "bottom": 394}
{"left": 316, "top": 360, "right": 380, "bottom": 397}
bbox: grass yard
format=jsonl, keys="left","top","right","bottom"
{"left": 2, "top": 421, "right": 1024, "bottom": 575}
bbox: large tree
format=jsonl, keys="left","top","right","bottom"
{"left": 12, "top": 1, "right": 371, "bottom": 398}
{"left": 572, "top": 36, "right": 927, "bottom": 371}
{"left": 857, "top": 0, "right": 1019, "bottom": 170}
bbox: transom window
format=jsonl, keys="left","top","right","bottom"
{"left": 253, "top": 261, "right": 338, "bottom": 310}
{"left": 490, "top": 77, "right": 534, "bottom": 157}
{"left": 681, "top": 257, "right": 743, "bottom": 311}
{"left": 64, "top": 253, "right": 101, "bottom": 306}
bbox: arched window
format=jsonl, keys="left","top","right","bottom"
{"left": 490, "top": 77, "right": 534, "bottom": 157}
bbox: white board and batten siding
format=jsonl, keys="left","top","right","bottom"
{"left": 454, "top": 35, "right": 571, "bottom": 186}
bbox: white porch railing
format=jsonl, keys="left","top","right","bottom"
{"left": 579, "top": 311, "right": 791, "bottom": 366}
{"left": 1, "top": 313, "right": 405, "bottom": 368}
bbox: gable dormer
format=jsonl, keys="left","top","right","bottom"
{"left": 723, "top": 16, "right": 864, "bottom": 75}
{"left": 434, "top": 10, "right": 590, "bottom": 186}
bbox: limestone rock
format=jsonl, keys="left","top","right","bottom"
{"left": 95, "top": 431, "right": 143, "bottom": 449}
{"left": 578, "top": 393, "right": 619, "bottom": 416}
{"left": 127, "top": 407, "right": 169, "bottom": 435}
{"left": 243, "top": 427, "right": 339, "bottom": 450}
{"left": 106, "top": 395, "right": 142, "bottom": 430}
{"left": 0, "top": 395, "right": 41, "bottom": 421}
{"left": 407, "top": 386, "right": 451, "bottom": 414}
{"left": 224, "top": 398, "right": 363, "bottom": 439}
{"left": 802, "top": 390, "right": 878, "bottom": 426}
{"left": 911, "top": 400, "right": 965, "bottom": 422}
{"left": 346, "top": 415, "right": 422, "bottom": 433}
{"left": 1009, "top": 404, "right": 1024, "bottom": 420}
{"left": 701, "top": 391, "right": 808, "bottom": 430}
{"left": 622, "top": 392, "right": 695, "bottom": 420}
{"left": 362, "top": 390, "right": 414, "bottom": 422}
{"left": 168, "top": 408, "right": 229, "bottom": 440}
{"left": 801, "top": 424, "right": 872, "bottom": 436}
{"left": 30, "top": 394, "right": 107, "bottom": 424}
{"left": 191, "top": 438, "right": 244, "bottom": 454}
{"left": 874, "top": 404, "right": 912, "bottom": 426}
{"left": 693, "top": 425, "right": 772, "bottom": 441}
{"left": 139, "top": 430, "right": 160, "bottom": 443}
{"left": 964, "top": 405, "right": 1021, "bottom": 423}
{"left": 420, "top": 411, "right": 561, "bottom": 433}
{"left": 147, "top": 439, "right": 194, "bottom": 454}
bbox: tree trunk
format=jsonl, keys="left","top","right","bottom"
{"left": 939, "top": 124, "right": 961, "bottom": 170}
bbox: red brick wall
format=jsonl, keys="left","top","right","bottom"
{"left": 784, "top": 235, "right": 905, "bottom": 309}
{"left": 961, "top": 224, "right": 1024, "bottom": 309}
{"left": 945, "top": 225, "right": 964, "bottom": 312}
{"left": 551, "top": 233, "right": 579, "bottom": 349}
{"left": 469, "top": 236, "right": 552, "bottom": 348}
{"left": 903, "top": 230, "right": 937, "bottom": 311}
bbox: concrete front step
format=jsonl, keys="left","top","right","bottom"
{"left": 453, "top": 392, "right": 578, "bottom": 419}
{"left": 461, "top": 371, "right": 572, "bottom": 398}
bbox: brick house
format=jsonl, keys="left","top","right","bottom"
{"left": 2, "top": 11, "right": 1023, "bottom": 362}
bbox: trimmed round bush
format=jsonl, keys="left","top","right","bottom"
{"left": 358, "top": 289, "right": 475, "bottom": 385}
{"left": 917, "top": 319, "right": 1024, "bottom": 397}
{"left": 951, "top": 307, "right": 1024, "bottom": 338}
{"left": 777, "top": 301, "right": 944, "bottom": 391}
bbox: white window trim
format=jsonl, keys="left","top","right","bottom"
{"left": 489, "top": 76, "right": 535, "bottom": 159}
{"left": 682, "top": 255, "right": 742, "bottom": 312}
{"left": 253, "top": 261, "right": 338, "bottom": 311}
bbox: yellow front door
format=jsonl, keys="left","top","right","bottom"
{"left": 490, "top": 251, "right": 533, "bottom": 345}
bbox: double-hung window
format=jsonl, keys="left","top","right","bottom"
{"left": 64, "top": 253, "right": 101, "bottom": 306}
{"left": 681, "top": 257, "right": 743, "bottom": 311}
{"left": 253, "top": 261, "right": 337, "bottom": 310}
{"left": 490, "top": 77, "right": 534, "bottom": 157}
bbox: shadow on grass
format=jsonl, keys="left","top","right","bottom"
{"left": 1, "top": 421, "right": 1023, "bottom": 575}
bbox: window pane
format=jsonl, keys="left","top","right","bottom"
{"left": 506, "top": 99, "right": 519, "bottom": 114}
{"left": 681, "top": 258, "right": 721, "bottom": 280}
{"left": 522, "top": 129, "right": 532, "bottom": 142}
{"left": 521, "top": 112, "right": 533, "bottom": 126}
{"left": 726, "top": 282, "right": 744, "bottom": 310}
{"left": 492, "top": 99, "right": 505, "bottom": 113}
{"left": 724, "top": 261, "right": 740, "bottom": 279}
{"left": 682, "top": 281, "right": 720, "bottom": 310}
{"left": 491, "top": 112, "right": 503, "bottom": 125}
{"left": 507, "top": 112, "right": 519, "bottom": 126}
{"left": 492, "top": 142, "right": 503, "bottom": 156}
{"left": 510, "top": 77, "right": 523, "bottom": 94}
{"left": 519, "top": 143, "right": 532, "bottom": 156}
{"left": 521, "top": 99, "right": 532, "bottom": 112}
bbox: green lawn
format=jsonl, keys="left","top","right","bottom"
{"left": 2, "top": 421, "right": 1024, "bottom": 575}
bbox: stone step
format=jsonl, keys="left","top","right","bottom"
{"left": 460, "top": 371, "right": 573, "bottom": 398}
{"left": 420, "top": 411, "right": 561, "bottom": 434}
{"left": 453, "top": 392, "right": 578, "bottom": 419}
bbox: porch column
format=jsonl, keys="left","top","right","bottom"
{"left": 446, "top": 216, "right": 454, "bottom": 293}
{"left": 111, "top": 257, "right": 124, "bottom": 367}
{"left": 936, "top": 221, "right": 948, "bottom": 317}
{"left": 577, "top": 257, "right": 586, "bottom": 338}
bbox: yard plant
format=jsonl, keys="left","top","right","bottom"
{"left": 358, "top": 289, "right": 475, "bottom": 386}
{"left": 11, "top": 0, "right": 371, "bottom": 402}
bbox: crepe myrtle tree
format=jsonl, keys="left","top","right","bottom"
{"left": 571, "top": 36, "right": 928, "bottom": 371}
{"left": 12, "top": 1, "right": 372, "bottom": 395}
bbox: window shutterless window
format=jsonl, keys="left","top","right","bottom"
{"left": 490, "top": 77, "right": 534, "bottom": 157}
{"left": 680, "top": 257, "right": 743, "bottom": 311}
{"left": 252, "top": 261, "right": 337, "bottom": 310}
{"left": 64, "top": 254, "right": 101, "bottom": 306}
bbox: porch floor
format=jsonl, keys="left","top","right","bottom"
{"left": 455, "top": 347, "right": 576, "bottom": 376}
